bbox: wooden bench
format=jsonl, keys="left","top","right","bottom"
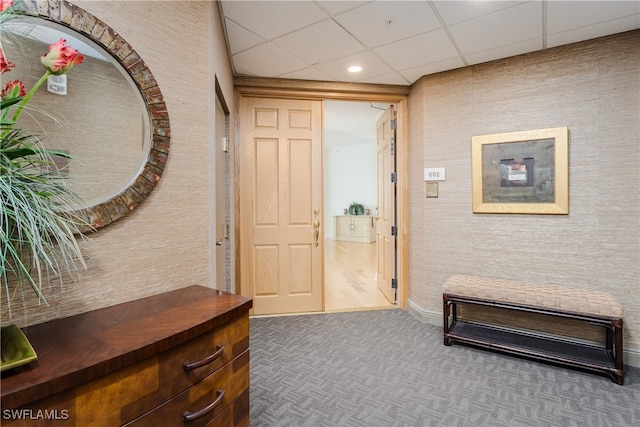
{"left": 442, "top": 275, "right": 624, "bottom": 384}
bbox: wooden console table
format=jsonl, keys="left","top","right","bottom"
{"left": 0, "top": 286, "right": 252, "bottom": 426}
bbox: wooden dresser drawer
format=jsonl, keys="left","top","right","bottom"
{"left": 204, "top": 388, "right": 250, "bottom": 427}
{"left": 118, "top": 314, "right": 249, "bottom": 422}
{"left": 2, "top": 312, "right": 249, "bottom": 426}
{"left": 124, "top": 350, "right": 250, "bottom": 427}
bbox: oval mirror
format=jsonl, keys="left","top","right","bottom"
{"left": 6, "top": 0, "right": 170, "bottom": 230}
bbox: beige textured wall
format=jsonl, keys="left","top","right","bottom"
{"left": 3, "top": 1, "right": 234, "bottom": 327}
{"left": 408, "top": 30, "right": 640, "bottom": 349}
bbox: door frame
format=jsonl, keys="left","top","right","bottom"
{"left": 234, "top": 77, "right": 410, "bottom": 310}
{"left": 214, "top": 80, "right": 231, "bottom": 293}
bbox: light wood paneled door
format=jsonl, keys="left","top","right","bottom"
{"left": 325, "top": 239, "right": 396, "bottom": 311}
{"left": 376, "top": 105, "right": 397, "bottom": 304}
{"left": 239, "top": 97, "right": 323, "bottom": 315}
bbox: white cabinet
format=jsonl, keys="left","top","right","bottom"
{"left": 334, "top": 215, "right": 376, "bottom": 243}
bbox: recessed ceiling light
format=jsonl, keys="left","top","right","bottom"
{"left": 348, "top": 65, "right": 362, "bottom": 73}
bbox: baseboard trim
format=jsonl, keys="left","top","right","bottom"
{"left": 624, "top": 347, "right": 640, "bottom": 368}
{"left": 407, "top": 299, "right": 640, "bottom": 368}
{"left": 407, "top": 299, "right": 441, "bottom": 327}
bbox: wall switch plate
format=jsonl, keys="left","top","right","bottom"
{"left": 426, "top": 182, "right": 439, "bottom": 198}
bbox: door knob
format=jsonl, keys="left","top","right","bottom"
{"left": 216, "top": 239, "right": 223, "bottom": 246}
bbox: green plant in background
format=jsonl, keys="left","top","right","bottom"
{"left": 348, "top": 202, "right": 365, "bottom": 215}
{"left": 1, "top": 0, "right": 91, "bottom": 319}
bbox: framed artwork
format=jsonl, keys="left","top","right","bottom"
{"left": 471, "top": 127, "right": 568, "bottom": 214}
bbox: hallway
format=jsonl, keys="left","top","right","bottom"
{"left": 324, "top": 239, "right": 396, "bottom": 312}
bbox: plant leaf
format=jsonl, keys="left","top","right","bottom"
{"left": 1, "top": 97, "right": 23, "bottom": 110}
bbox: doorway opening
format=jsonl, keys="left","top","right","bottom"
{"left": 323, "top": 100, "right": 396, "bottom": 312}
{"left": 214, "top": 83, "right": 232, "bottom": 294}
{"left": 235, "top": 87, "right": 409, "bottom": 317}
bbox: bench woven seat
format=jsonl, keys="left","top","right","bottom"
{"left": 443, "top": 274, "right": 624, "bottom": 318}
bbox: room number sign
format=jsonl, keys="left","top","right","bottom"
{"left": 424, "top": 167, "right": 445, "bottom": 181}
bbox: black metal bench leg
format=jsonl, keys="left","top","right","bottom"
{"left": 613, "top": 320, "right": 624, "bottom": 385}
{"left": 443, "top": 296, "right": 451, "bottom": 346}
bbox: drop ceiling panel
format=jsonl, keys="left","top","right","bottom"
{"left": 360, "top": 71, "right": 413, "bottom": 86}
{"left": 548, "top": 15, "right": 640, "bottom": 48}
{"left": 374, "top": 29, "right": 460, "bottom": 72}
{"left": 432, "top": 1, "right": 530, "bottom": 25}
{"left": 333, "top": 1, "right": 442, "bottom": 48}
{"left": 281, "top": 67, "right": 336, "bottom": 82}
{"left": 273, "top": 19, "right": 365, "bottom": 64}
{"left": 221, "top": 0, "right": 327, "bottom": 41}
{"left": 547, "top": 17, "right": 638, "bottom": 47}
{"left": 464, "top": 38, "right": 542, "bottom": 66}
{"left": 449, "top": 2, "right": 542, "bottom": 55}
{"left": 316, "top": 0, "right": 370, "bottom": 16}
{"left": 225, "top": 19, "right": 264, "bottom": 54}
{"left": 233, "top": 43, "right": 308, "bottom": 77}
{"left": 399, "top": 57, "right": 467, "bottom": 83}
{"left": 547, "top": 1, "right": 639, "bottom": 33}
{"left": 314, "top": 51, "right": 395, "bottom": 82}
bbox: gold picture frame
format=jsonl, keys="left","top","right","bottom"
{"left": 472, "top": 127, "right": 568, "bottom": 214}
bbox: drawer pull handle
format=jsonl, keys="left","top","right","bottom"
{"left": 183, "top": 345, "right": 225, "bottom": 371}
{"left": 183, "top": 389, "right": 225, "bottom": 423}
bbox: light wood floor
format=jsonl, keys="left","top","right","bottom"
{"left": 324, "top": 239, "right": 396, "bottom": 312}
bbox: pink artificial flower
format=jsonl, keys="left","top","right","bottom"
{"left": 0, "top": 48, "right": 15, "bottom": 74}
{"left": 1, "top": 79, "right": 26, "bottom": 101}
{"left": 0, "top": 0, "right": 14, "bottom": 13}
{"left": 40, "top": 38, "right": 84, "bottom": 75}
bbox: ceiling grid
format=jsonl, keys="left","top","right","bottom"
{"left": 220, "top": 0, "right": 639, "bottom": 86}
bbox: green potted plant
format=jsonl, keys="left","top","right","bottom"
{"left": 348, "top": 201, "right": 365, "bottom": 215}
{"left": 1, "top": 0, "right": 91, "bottom": 370}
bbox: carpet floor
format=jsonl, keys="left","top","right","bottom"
{"left": 249, "top": 309, "right": 639, "bottom": 427}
